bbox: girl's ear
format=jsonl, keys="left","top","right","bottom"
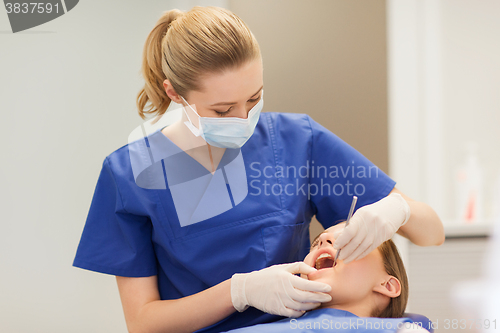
{"left": 374, "top": 276, "right": 401, "bottom": 298}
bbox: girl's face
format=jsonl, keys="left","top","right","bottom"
{"left": 303, "top": 223, "right": 398, "bottom": 312}
{"left": 183, "top": 59, "right": 263, "bottom": 119}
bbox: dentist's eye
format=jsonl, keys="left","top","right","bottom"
{"left": 248, "top": 95, "right": 261, "bottom": 103}
{"left": 214, "top": 106, "right": 233, "bottom": 116}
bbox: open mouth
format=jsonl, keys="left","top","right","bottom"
{"left": 315, "top": 253, "right": 336, "bottom": 270}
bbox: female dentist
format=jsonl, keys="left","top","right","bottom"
{"left": 72, "top": 6, "right": 445, "bottom": 333}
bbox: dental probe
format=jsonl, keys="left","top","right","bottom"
{"left": 332, "top": 196, "right": 358, "bottom": 267}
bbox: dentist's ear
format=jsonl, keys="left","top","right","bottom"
{"left": 374, "top": 276, "right": 401, "bottom": 298}
{"left": 163, "top": 79, "right": 183, "bottom": 104}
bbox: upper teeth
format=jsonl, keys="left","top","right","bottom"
{"left": 317, "top": 253, "right": 332, "bottom": 260}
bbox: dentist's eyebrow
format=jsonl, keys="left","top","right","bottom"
{"left": 210, "top": 85, "right": 263, "bottom": 106}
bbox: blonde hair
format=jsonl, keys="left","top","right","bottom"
{"left": 137, "top": 6, "right": 261, "bottom": 119}
{"left": 374, "top": 239, "right": 409, "bottom": 318}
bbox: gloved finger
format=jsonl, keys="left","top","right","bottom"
{"left": 342, "top": 235, "right": 373, "bottom": 264}
{"left": 283, "top": 309, "right": 306, "bottom": 318}
{"left": 288, "top": 274, "right": 332, "bottom": 293}
{"left": 333, "top": 230, "right": 342, "bottom": 239}
{"left": 273, "top": 297, "right": 307, "bottom": 318}
{"left": 337, "top": 224, "right": 367, "bottom": 260}
{"left": 287, "top": 285, "right": 332, "bottom": 304}
{"left": 284, "top": 261, "right": 317, "bottom": 276}
{"left": 280, "top": 290, "right": 326, "bottom": 312}
{"left": 349, "top": 243, "right": 377, "bottom": 264}
{"left": 343, "top": 229, "right": 376, "bottom": 263}
{"left": 333, "top": 218, "right": 360, "bottom": 249}
{"left": 294, "top": 291, "right": 331, "bottom": 304}
{"left": 381, "top": 225, "right": 396, "bottom": 240}
{"left": 283, "top": 300, "right": 322, "bottom": 312}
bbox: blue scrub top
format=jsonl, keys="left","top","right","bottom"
{"left": 221, "top": 308, "right": 414, "bottom": 333}
{"left": 72, "top": 112, "right": 396, "bottom": 332}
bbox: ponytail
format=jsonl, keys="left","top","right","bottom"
{"left": 137, "top": 9, "right": 183, "bottom": 120}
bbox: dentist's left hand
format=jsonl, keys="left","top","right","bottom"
{"left": 333, "top": 193, "right": 411, "bottom": 264}
{"left": 231, "top": 262, "right": 332, "bottom": 318}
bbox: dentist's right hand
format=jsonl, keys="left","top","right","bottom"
{"left": 230, "top": 262, "right": 332, "bottom": 318}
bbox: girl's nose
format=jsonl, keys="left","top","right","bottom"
{"left": 317, "top": 232, "right": 335, "bottom": 247}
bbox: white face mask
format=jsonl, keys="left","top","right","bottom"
{"left": 180, "top": 91, "right": 264, "bottom": 149}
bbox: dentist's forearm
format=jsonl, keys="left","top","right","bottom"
{"left": 135, "top": 279, "right": 235, "bottom": 333}
{"left": 391, "top": 188, "right": 445, "bottom": 246}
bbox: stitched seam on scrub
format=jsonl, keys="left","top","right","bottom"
{"left": 305, "top": 114, "right": 317, "bottom": 216}
{"left": 266, "top": 113, "right": 285, "bottom": 210}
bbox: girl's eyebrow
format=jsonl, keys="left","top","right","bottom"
{"left": 210, "top": 86, "right": 263, "bottom": 106}
{"left": 311, "top": 224, "right": 344, "bottom": 247}
{"left": 311, "top": 231, "right": 327, "bottom": 247}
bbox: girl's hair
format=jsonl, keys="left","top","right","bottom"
{"left": 136, "top": 6, "right": 261, "bottom": 119}
{"left": 374, "top": 239, "right": 409, "bottom": 318}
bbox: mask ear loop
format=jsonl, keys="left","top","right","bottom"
{"left": 180, "top": 96, "right": 202, "bottom": 137}
{"left": 180, "top": 95, "right": 216, "bottom": 174}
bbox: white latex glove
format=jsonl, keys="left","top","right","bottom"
{"left": 333, "top": 193, "right": 411, "bottom": 264}
{"left": 231, "top": 262, "right": 332, "bottom": 318}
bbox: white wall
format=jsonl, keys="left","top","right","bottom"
{"left": 387, "top": 0, "right": 500, "bottom": 325}
{"left": 0, "top": 1, "right": 221, "bottom": 332}
{"left": 388, "top": 0, "right": 500, "bottom": 224}
{"left": 440, "top": 0, "right": 500, "bottom": 222}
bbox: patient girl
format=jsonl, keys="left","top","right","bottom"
{"left": 304, "top": 222, "right": 408, "bottom": 318}
{"left": 223, "top": 223, "right": 430, "bottom": 332}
